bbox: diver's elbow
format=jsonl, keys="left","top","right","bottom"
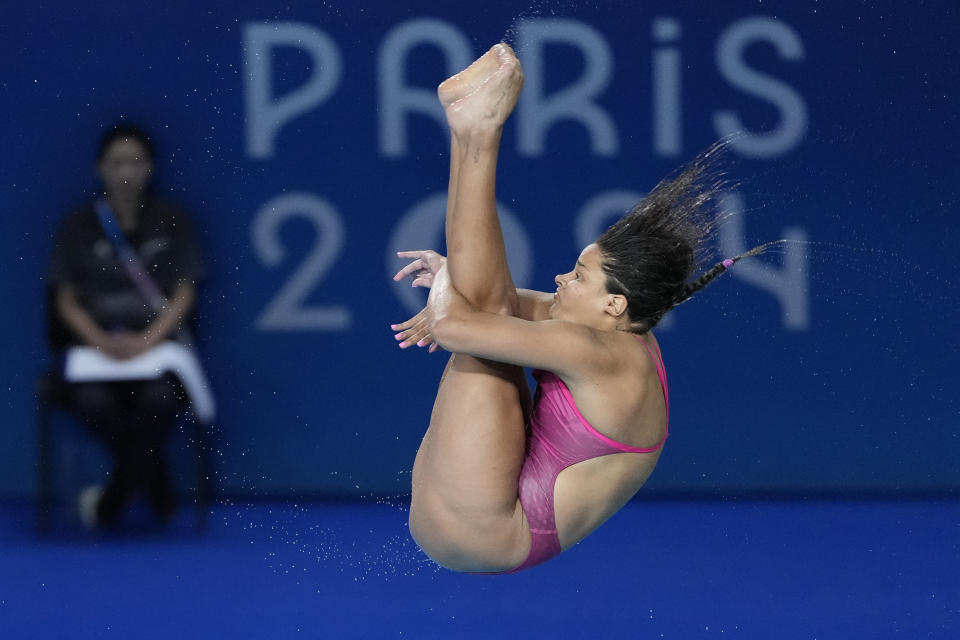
{"left": 431, "top": 315, "right": 463, "bottom": 352}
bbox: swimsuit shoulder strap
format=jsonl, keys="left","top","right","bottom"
{"left": 637, "top": 336, "right": 669, "bottom": 434}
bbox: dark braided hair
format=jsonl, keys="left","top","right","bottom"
{"left": 596, "top": 142, "right": 774, "bottom": 333}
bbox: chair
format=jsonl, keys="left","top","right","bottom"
{"left": 35, "top": 369, "right": 213, "bottom": 533}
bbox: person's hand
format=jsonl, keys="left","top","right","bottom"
{"left": 391, "top": 307, "right": 440, "bottom": 353}
{"left": 393, "top": 250, "right": 446, "bottom": 288}
{"left": 97, "top": 331, "right": 152, "bottom": 360}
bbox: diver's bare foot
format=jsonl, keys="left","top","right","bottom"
{"left": 437, "top": 44, "right": 507, "bottom": 108}
{"left": 438, "top": 43, "right": 524, "bottom": 137}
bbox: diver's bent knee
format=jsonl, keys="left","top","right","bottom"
{"left": 408, "top": 502, "right": 523, "bottom": 572}
{"left": 408, "top": 508, "right": 463, "bottom": 569}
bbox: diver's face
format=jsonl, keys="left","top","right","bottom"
{"left": 98, "top": 138, "right": 153, "bottom": 199}
{"left": 550, "top": 243, "right": 611, "bottom": 324}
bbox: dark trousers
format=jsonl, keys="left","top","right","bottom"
{"left": 69, "top": 374, "right": 185, "bottom": 523}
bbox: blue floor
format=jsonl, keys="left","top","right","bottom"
{"left": 1, "top": 498, "right": 957, "bottom": 639}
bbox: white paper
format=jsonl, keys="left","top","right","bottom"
{"left": 63, "top": 342, "right": 216, "bottom": 422}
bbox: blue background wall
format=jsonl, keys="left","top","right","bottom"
{"left": 2, "top": 0, "right": 957, "bottom": 499}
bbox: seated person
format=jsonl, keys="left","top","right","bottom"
{"left": 47, "top": 123, "right": 205, "bottom": 527}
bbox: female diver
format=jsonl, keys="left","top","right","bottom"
{"left": 391, "top": 44, "right": 771, "bottom": 573}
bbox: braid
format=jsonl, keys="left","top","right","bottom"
{"left": 671, "top": 240, "right": 782, "bottom": 308}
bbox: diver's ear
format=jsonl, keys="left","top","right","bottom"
{"left": 605, "top": 294, "right": 628, "bottom": 319}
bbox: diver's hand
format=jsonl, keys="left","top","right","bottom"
{"left": 391, "top": 307, "right": 440, "bottom": 353}
{"left": 393, "top": 250, "right": 446, "bottom": 288}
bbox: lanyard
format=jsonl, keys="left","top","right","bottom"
{"left": 94, "top": 199, "right": 167, "bottom": 312}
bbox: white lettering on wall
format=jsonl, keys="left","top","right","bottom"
{"left": 241, "top": 17, "right": 811, "bottom": 331}
{"left": 243, "top": 22, "right": 342, "bottom": 159}
{"left": 516, "top": 18, "right": 618, "bottom": 156}
{"left": 243, "top": 16, "right": 808, "bottom": 160}
{"left": 652, "top": 18, "right": 683, "bottom": 157}
{"left": 378, "top": 19, "right": 474, "bottom": 157}
{"left": 719, "top": 192, "right": 809, "bottom": 329}
{"left": 713, "top": 16, "right": 807, "bottom": 158}
{"left": 252, "top": 193, "right": 350, "bottom": 330}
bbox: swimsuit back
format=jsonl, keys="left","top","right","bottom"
{"left": 509, "top": 338, "right": 669, "bottom": 572}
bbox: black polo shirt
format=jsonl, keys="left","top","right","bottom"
{"left": 48, "top": 198, "right": 205, "bottom": 342}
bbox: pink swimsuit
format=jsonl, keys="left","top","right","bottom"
{"left": 504, "top": 339, "right": 669, "bottom": 573}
